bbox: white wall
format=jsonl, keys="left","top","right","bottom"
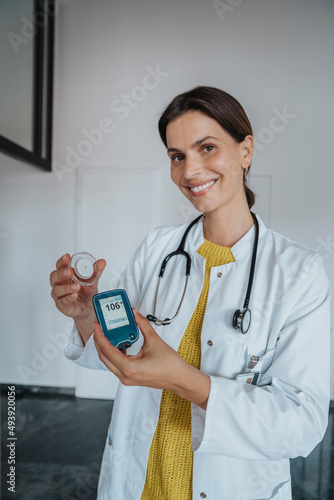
{"left": 1, "top": 0, "right": 333, "bottom": 398}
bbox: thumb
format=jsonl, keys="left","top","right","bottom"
{"left": 133, "top": 307, "right": 157, "bottom": 340}
{"left": 97, "top": 259, "right": 107, "bottom": 275}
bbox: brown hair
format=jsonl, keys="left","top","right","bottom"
{"left": 158, "top": 86, "right": 255, "bottom": 209}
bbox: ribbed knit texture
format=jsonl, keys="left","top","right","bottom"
{"left": 140, "top": 240, "right": 235, "bottom": 500}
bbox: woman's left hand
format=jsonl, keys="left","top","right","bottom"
{"left": 93, "top": 308, "right": 211, "bottom": 409}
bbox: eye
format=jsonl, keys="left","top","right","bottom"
{"left": 202, "top": 144, "right": 215, "bottom": 153}
{"left": 171, "top": 154, "right": 185, "bottom": 163}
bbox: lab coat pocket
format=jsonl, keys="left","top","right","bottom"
{"left": 204, "top": 334, "right": 249, "bottom": 378}
{"left": 237, "top": 347, "right": 277, "bottom": 386}
{"left": 255, "top": 347, "right": 277, "bottom": 373}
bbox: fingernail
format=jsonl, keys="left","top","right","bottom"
{"left": 63, "top": 268, "right": 69, "bottom": 277}
{"left": 71, "top": 283, "right": 78, "bottom": 290}
{"left": 133, "top": 307, "right": 139, "bottom": 314}
{"left": 71, "top": 293, "right": 77, "bottom": 298}
{"left": 62, "top": 254, "right": 66, "bottom": 262}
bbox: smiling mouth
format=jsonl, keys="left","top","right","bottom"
{"left": 189, "top": 179, "right": 217, "bottom": 193}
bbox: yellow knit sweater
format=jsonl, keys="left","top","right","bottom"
{"left": 140, "top": 240, "right": 235, "bottom": 500}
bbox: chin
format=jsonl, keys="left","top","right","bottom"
{"left": 189, "top": 200, "right": 215, "bottom": 214}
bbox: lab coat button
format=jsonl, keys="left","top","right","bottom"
{"left": 200, "top": 493, "right": 207, "bottom": 498}
{"left": 207, "top": 340, "right": 213, "bottom": 346}
{"left": 217, "top": 272, "right": 223, "bottom": 278}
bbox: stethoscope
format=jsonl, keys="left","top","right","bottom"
{"left": 146, "top": 212, "right": 259, "bottom": 334}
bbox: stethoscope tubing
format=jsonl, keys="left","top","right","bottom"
{"left": 147, "top": 212, "right": 259, "bottom": 333}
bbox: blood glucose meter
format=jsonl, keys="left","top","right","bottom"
{"left": 92, "top": 289, "right": 139, "bottom": 350}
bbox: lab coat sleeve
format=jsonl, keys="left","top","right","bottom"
{"left": 64, "top": 323, "right": 108, "bottom": 370}
{"left": 63, "top": 230, "right": 153, "bottom": 369}
{"left": 195, "top": 253, "right": 331, "bottom": 460}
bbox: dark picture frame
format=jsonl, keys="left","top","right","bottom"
{"left": 0, "top": 0, "right": 55, "bottom": 171}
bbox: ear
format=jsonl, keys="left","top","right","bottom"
{"left": 240, "top": 135, "right": 253, "bottom": 170}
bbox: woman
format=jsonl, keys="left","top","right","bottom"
{"left": 50, "top": 87, "right": 331, "bottom": 500}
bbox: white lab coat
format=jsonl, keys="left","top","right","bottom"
{"left": 65, "top": 214, "right": 331, "bottom": 500}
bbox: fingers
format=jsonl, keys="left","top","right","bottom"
{"left": 94, "top": 322, "right": 123, "bottom": 361}
{"left": 50, "top": 253, "right": 106, "bottom": 321}
{"left": 53, "top": 291, "right": 80, "bottom": 310}
{"left": 50, "top": 253, "right": 72, "bottom": 288}
{"left": 50, "top": 254, "right": 77, "bottom": 312}
{"left": 93, "top": 322, "right": 127, "bottom": 377}
{"left": 50, "top": 255, "right": 106, "bottom": 288}
{"left": 51, "top": 281, "right": 80, "bottom": 300}
{"left": 93, "top": 320, "right": 104, "bottom": 338}
{"left": 56, "top": 253, "right": 70, "bottom": 270}
{"left": 50, "top": 266, "right": 73, "bottom": 288}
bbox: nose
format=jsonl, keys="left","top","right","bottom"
{"left": 182, "top": 155, "right": 202, "bottom": 180}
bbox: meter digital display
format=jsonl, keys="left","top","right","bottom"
{"left": 93, "top": 289, "right": 139, "bottom": 350}
{"left": 99, "top": 295, "right": 130, "bottom": 330}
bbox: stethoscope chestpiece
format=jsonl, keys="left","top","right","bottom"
{"left": 232, "top": 307, "right": 251, "bottom": 335}
{"left": 146, "top": 314, "right": 171, "bottom": 326}
{"left": 146, "top": 315, "right": 157, "bottom": 322}
{"left": 231, "top": 213, "right": 259, "bottom": 335}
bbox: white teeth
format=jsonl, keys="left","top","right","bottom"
{"left": 190, "top": 180, "right": 216, "bottom": 193}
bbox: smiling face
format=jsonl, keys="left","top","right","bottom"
{"left": 166, "top": 111, "right": 253, "bottom": 217}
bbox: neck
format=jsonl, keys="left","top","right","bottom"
{"left": 202, "top": 204, "right": 254, "bottom": 248}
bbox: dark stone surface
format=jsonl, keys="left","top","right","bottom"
{"left": 1, "top": 391, "right": 113, "bottom": 500}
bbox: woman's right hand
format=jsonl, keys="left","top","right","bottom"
{"left": 50, "top": 253, "right": 107, "bottom": 323}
